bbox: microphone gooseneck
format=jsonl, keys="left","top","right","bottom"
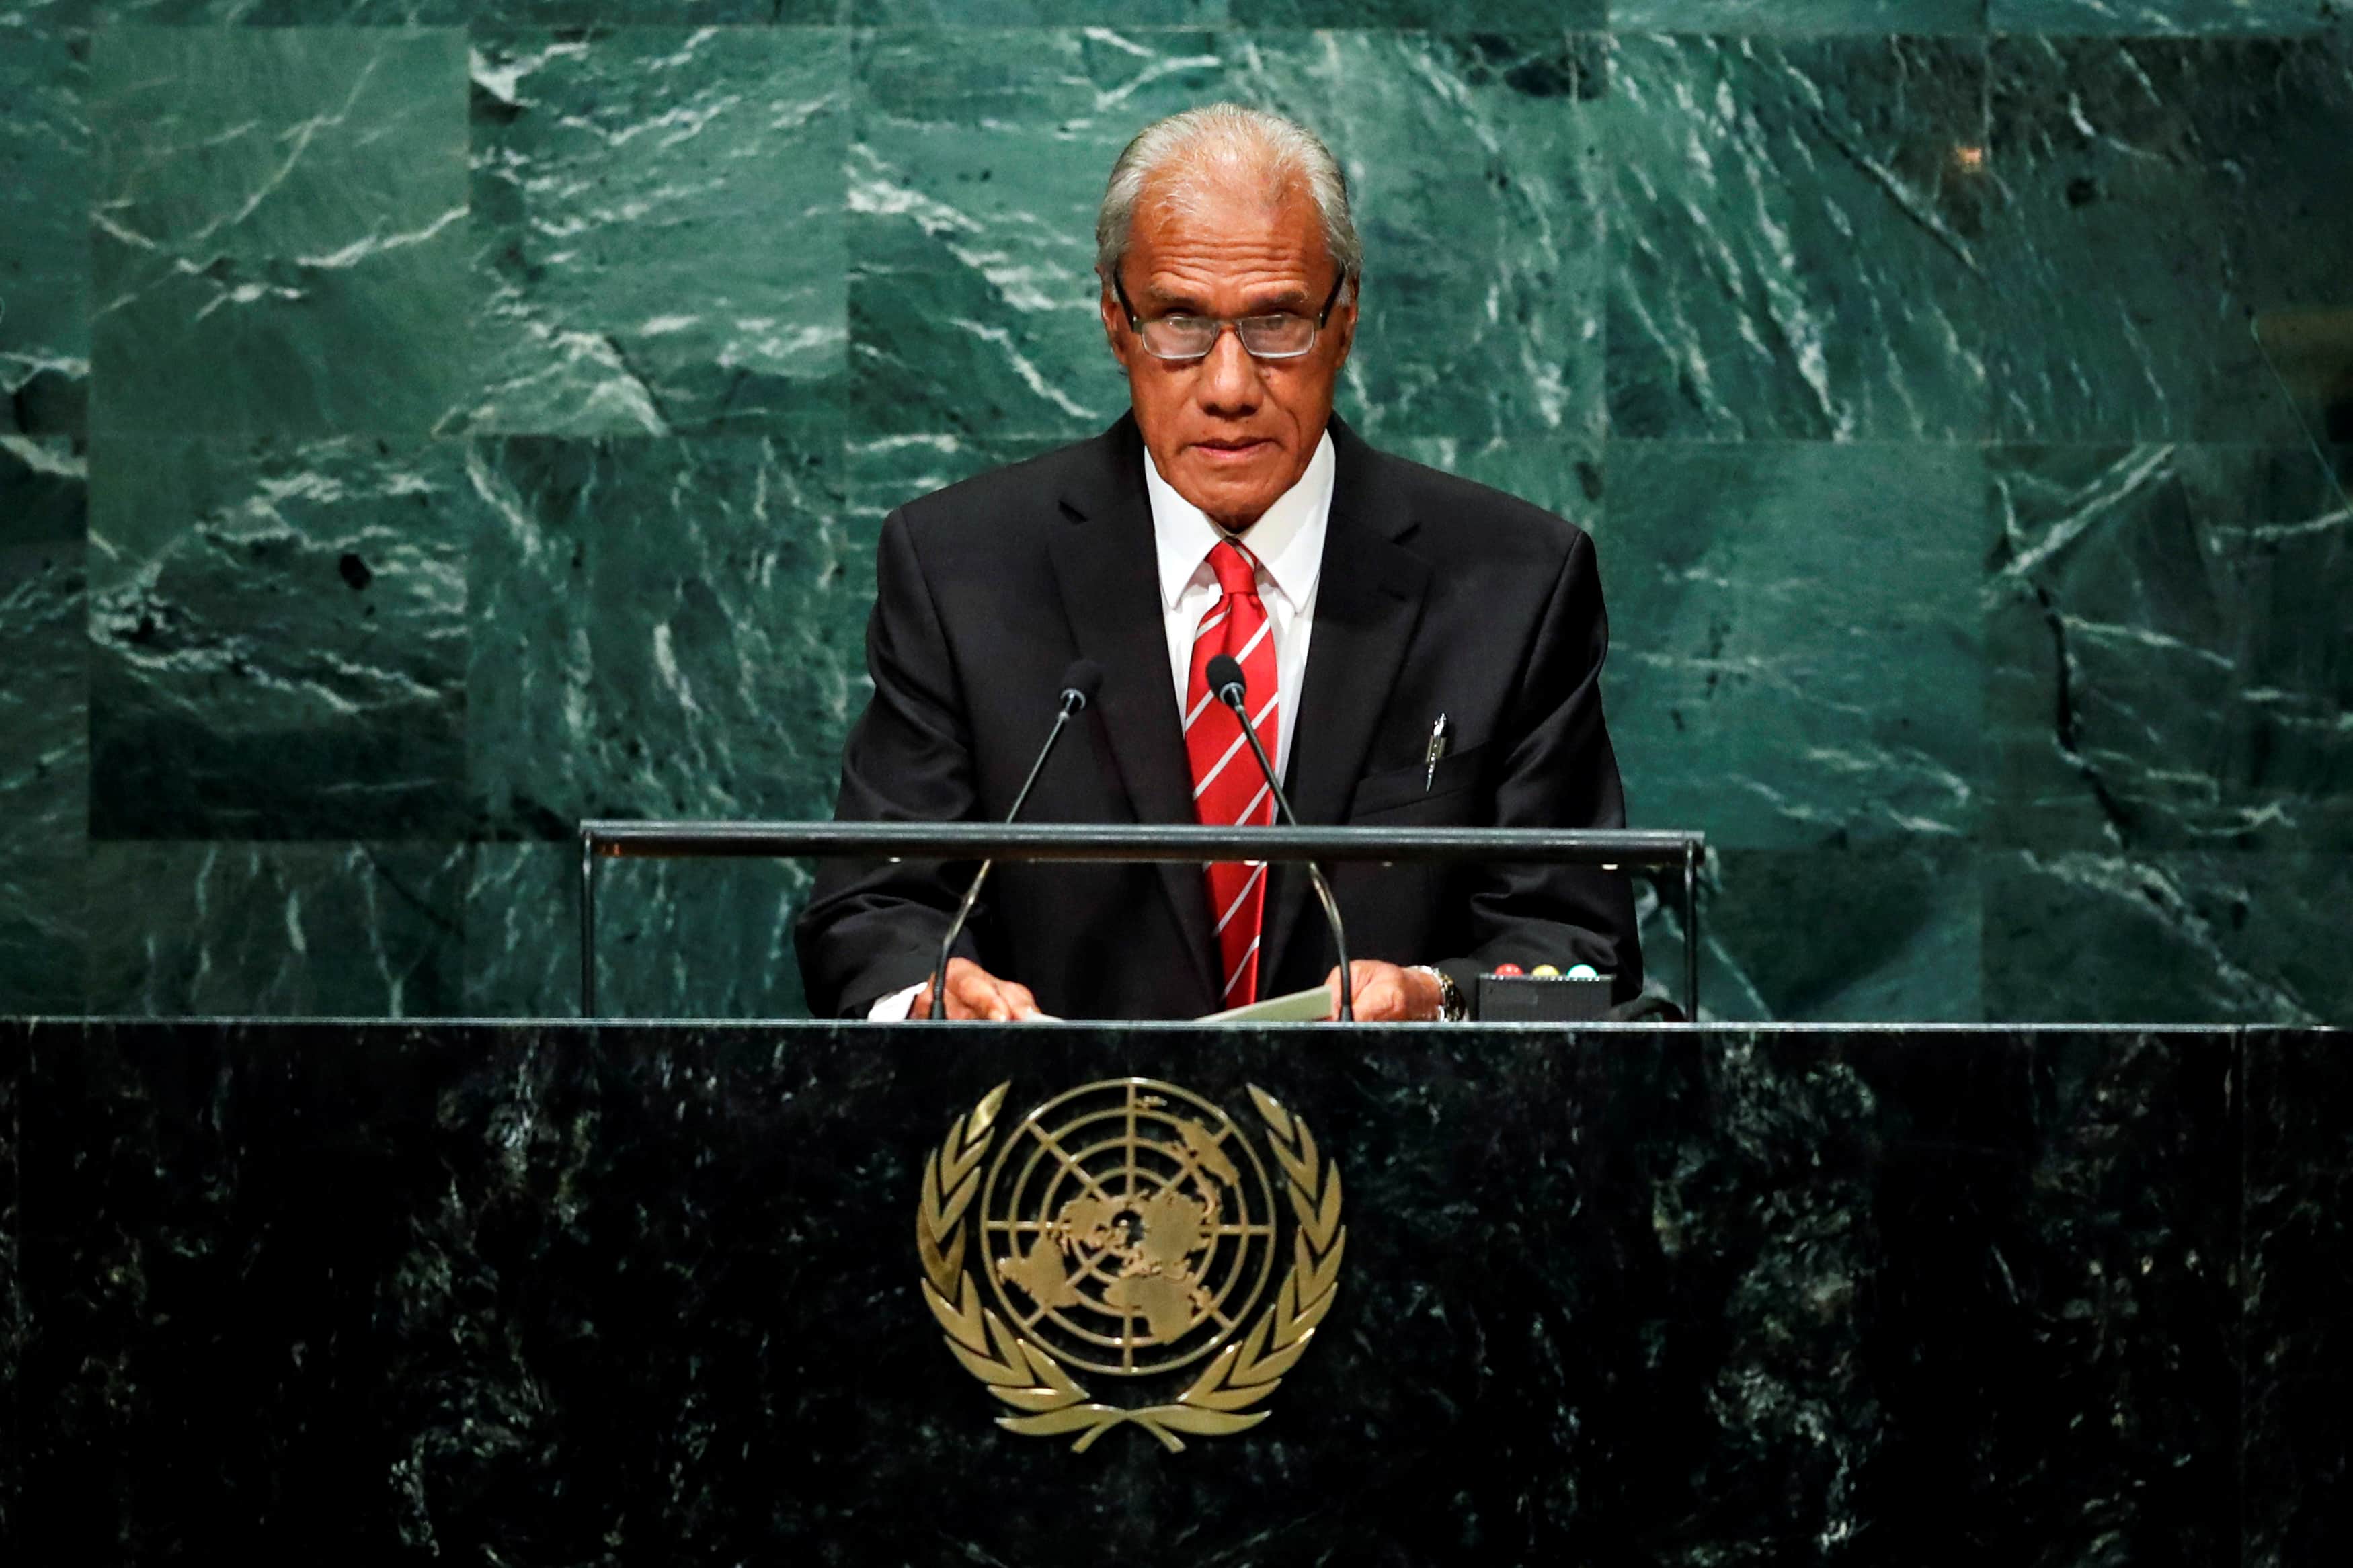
{"left": 1202, "top": 655, "right": 1354, "bottom": 1023}
{"left": 926, "top": 659, "right": 1102, "bottom": 1020}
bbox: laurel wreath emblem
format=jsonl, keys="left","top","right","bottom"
{"left": 916, "top": 1081, "right": 1346, "bottom": 1453}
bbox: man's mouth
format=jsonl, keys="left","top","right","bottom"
{"left": 1193, "top": 438, "right": 1271, "bottom": 462}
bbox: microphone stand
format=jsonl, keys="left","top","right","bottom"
{"left": 927, "top": 682, "right": 1091, "bottom": 1020}
{"left": 1211, "top": 672, "right": 1354, "bottom": 1023}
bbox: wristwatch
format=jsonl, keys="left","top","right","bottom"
{"left": 1408, "top": 964, "right": 1467, "bottom": 1024}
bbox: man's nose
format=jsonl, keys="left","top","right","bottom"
{"left": 1194, "top": 327, "right": 1264, "bottom": 416}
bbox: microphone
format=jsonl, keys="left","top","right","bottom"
{"left": 927, "top": 659, "right": 1102, "bottom": 1020}
{"left": 1204, "top": 654, "right": 1355, "bottom": 1023}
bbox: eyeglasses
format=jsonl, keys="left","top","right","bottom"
{"left": 1111, "top": 272, "right": 1349, "bottom": 362}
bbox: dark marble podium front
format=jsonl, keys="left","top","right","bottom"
{"left": 0, "top": 1020, "right": 2344, "bottom": 1565}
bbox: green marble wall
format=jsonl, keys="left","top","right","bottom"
{"left": 1, "top": 2, "right": 2346, "bottom": 1024}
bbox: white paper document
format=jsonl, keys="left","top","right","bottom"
{"left": 1195, "top": 985, "right": 1334, "bottom": 1024}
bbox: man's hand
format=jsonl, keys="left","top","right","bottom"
{"left": 910, "top": 957, "right": 1045, "bottom": 1022}
{"left": 1322, "top": 960, "right": 1443, "bottom": 1022}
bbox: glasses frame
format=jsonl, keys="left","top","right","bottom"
{"left": 1110, "top": 270, "right": 1351, "bottom": 363}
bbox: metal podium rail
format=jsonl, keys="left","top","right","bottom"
{"left": 577, "top": 821, "right": 1708, "bottom": 1022}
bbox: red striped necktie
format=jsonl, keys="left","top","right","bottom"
{"left": 1184, "top": 538, "right": 1280, "bottom": 1007}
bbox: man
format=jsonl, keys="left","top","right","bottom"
{"left": 795, "top": 105, "right": 1640, "bottom": 1022}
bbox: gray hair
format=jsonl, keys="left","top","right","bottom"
{"left": 1095, "top": 104, "right": 1362, "bottom": 292}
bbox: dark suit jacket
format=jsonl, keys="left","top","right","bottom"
{"left": 793, "top": 413, "right": 1642, "bottom": 1019}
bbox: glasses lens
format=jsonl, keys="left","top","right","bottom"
{"left": 1236, "top": 315, "right": 1316, "bottom": 358}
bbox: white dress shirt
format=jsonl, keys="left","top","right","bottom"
{"left": 1146, "top": 431, "right": 1332, "bottom": 776}
{"left": 871, "top": 431, "right": 1337, "bottom": 1020}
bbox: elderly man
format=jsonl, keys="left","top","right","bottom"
{"left": 795, "top": 104, "right": 1640, "bottom": 1022}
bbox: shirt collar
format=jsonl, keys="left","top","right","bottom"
{"left": 1144, "top": 429, "right": 1336, "bottom": 612}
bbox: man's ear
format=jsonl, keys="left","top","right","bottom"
{"left": 1327, "top": 278, "right": 1360, "bottom": 369}
{"left": 1098, "top": 280, "right": 1131, "bottom": 370}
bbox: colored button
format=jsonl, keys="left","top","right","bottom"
{"left": 1490, "top": 963, "right": 1524, "bottom": 977}
{"left": 1531, "top": 965, "right": 1561, "bottom": 978}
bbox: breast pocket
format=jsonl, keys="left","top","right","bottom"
{"left": 1347, "top": 741, "right": 1489, "bottom": 821}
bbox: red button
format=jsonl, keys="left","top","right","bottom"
{"left": 1490, "top": 964, "right": 1524, "bottom": 977}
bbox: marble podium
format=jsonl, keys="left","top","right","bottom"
{"left": 1, "top": 1019, "right": 2345, "bottom": 1565}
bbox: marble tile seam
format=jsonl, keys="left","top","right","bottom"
{"left": 196, "top": 435, "right": 2324, "bottom": 453}
{"left": 94, "top": 821, "right": 2330, "bottom": 852}
{"left": 54, "top": 433, "right": 2327, "bottom": 456}
{"left": 8, "top": 22, "right": 1702, "bottom": 40}
{"left": 15, "top": 22, "right": 2344, "bottom": 35}
{"left": 9, "top": 19, "right": 2341, "bottom": 54}
{"left": 1599, "top": 438, "right": 2352, "bottom": 450}
{"left": 0, "top": 1014, "right": 2293, "bottom": 1034}
{"left": 21, "top": 20, "right": 2328, "bottom": 47}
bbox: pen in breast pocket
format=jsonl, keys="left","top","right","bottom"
{"left": 1424, "top": 712, "right": 1450, "bottom": 791}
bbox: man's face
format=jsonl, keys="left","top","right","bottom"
{"left": 1100, "top": 179, "right": 1356, "bottom": 533}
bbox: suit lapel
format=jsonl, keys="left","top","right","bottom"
{"left": 1265, "top": 420, "right": 1432, "bottom": 983}
{"left": 1046, "top": 416, "right": 1222, "bottom": 1002}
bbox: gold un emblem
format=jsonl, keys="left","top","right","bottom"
{"left": 916, "top": 1077, "right": 1347, "bottom": 1452}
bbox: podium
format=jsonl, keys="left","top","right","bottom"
{"left": 3, "top": 1016, "right": 2345, "bottom": 1561}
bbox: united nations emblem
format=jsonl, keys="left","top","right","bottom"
{"left": 915, "top": 1078, "right": 1347, "bottom": 1452}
